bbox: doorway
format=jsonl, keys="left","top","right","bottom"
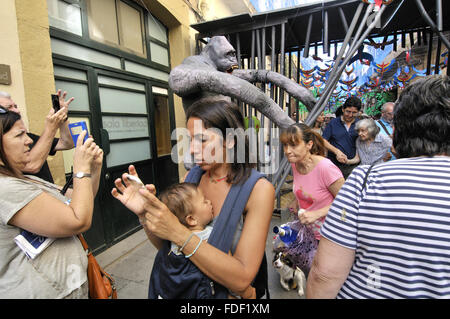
{"left": 55, "top": 62, "right": 178, "bottom": 253}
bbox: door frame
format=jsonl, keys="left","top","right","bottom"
{"left": 53, "top": 57, "right": 177, "bottom": 253}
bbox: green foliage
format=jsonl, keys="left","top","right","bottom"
{"left": 362, "top": 90, "right": 396, "bottom": 116}
{"left": 297, "top": 102, "right": 308, "bottom": 116}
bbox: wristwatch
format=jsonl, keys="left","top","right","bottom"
{"left": 74, "top": 172, "right": 92, "bottom": 179}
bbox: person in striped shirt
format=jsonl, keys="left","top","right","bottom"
{"left": 306, "top": 74, "right": 450, "bottom": 298}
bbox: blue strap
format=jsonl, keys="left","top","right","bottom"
{"left": 184, "top": 166, "right": 205, "bottom": 184}
{"left": 209, "top": 170, "right": 263, "bottom": 253}
{"left": 182, "top": 166, "right": 267, "bottom": 299}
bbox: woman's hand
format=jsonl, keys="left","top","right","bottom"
{"left": 382, "top": 151, "right": 392, "bottom": 162}
{"left": 345, "top": 153, "right": 360, "bottom": 165}
{"left": 298, "top": 209, "right": 322, "bottom": 225}
{"left": 57, "top": 89, "right": 74, "bottom": 121}
{"left": 72, "top": 131, "right": 98, "bottom": 173}
{"left": 91, "top": 144, "right": 104, "bottom": 174}
{"left": 90, "top": 145, "right": 104, "bottom": 196}
{"left": 138, "top": 186, "right": 187, "bottom": 244}
{"left": 335, "top": 150, "right": 348, "bottom": 164}
{"left": 111, "top": 165, "right": 156, "bottom": 216}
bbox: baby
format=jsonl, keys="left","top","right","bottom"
{"left": 159, "top": 183, "right": 214, "bottom": 255}
{"left": 158, "top": 182, "right": 255, "bottom": 299}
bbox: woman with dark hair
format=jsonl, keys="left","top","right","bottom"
{"left": 184, "top": 97, "right": 256, "bottom": 184}
{"left": 312, "top": 111, "right": 325, "bottom": 135}
{"left": 0, "top": 107, "right": 103, "bottom": 298}
{"left": 280, "top": 123, "right": 345, "bottom": 239}
{"left": 307, "top": 75, "right": 450, "bottom": 298}
{"left": 112, "top": 97, "right": 274, "bottom": 299}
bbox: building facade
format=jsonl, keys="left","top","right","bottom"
{"left": 0, "top": 0, "right": 254, "bottom": 253}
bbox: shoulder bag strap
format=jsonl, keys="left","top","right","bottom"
{"left": 362, "top": 163, "right": 375, "bottom": 192}
{"left": 377, "top": 120, "right": 391, "bottom": 137}
{"left": 77, "top": 234, "right": 89, "bottom": 252}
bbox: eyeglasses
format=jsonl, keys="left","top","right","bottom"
{"left": 0, "top": 106, "right": 8, "bottom": 114}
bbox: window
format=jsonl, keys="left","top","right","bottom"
{"left": 147, "top": 13, "right": 169, "bottom": 66}
{"left": 98, "top": 75, "right": 152, "bottom": 167}
{"left": 117, "top": 1, "right": 145, "bottom": 55}
{"left": 153, "top": 93, "right": 171, "bottom": 156}
{"left": 147, "top": 13, "right": 167, "bottom": 44}
{"left": 49, "top": 0, "right": 171, "bottom": 71}
{"left": 47, "top": 0, "right": 82, "bottom": 36}
{"left": 86, "top": 0, "right": 146, "bottom": 57}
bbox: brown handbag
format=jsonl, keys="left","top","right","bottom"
{"left": 78, "top": 234, "right": 118, "bottom": 299}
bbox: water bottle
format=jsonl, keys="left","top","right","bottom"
{"left": 273, "top": 224, "right": 299, "bottom": 245}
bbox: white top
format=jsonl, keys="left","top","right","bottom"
{"left": 0, "top": 175, "right": 88, "bottom": 298}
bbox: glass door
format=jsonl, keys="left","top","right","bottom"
{"left": 95, "top": 72, "right": 155, "bottom": 246}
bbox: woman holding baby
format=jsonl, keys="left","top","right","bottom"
{"left": 112, "top": 97, "right": 275, "bottom": 299}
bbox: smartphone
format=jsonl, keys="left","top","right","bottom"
{"left": 125, "top": 174, "right": 144, "bottom": 187}
{"left": 68, "top": 121, "right": 89, "bottom": 145}
{"left": 51, "top": 94, "right": 60, "bottom": 112}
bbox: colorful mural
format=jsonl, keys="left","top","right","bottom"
{"left": 250, "top": 0, "right": 446, "bottom": 115}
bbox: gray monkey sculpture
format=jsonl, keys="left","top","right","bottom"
{"left": 169, "top": 36, "right": 316, "bottom": 129}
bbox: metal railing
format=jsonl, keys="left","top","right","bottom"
{"left": 193, "top": 0, "right": 448, "bottom": 208}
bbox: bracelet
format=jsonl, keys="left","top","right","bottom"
{"left": 184, "top": 235, "right": 202, "bottom": 258}
{"left": 177, "top": 232, "right": 196, "bottom": 254}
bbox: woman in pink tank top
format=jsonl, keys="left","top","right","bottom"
{"left": 281, "top": 123, "right": 345, "bottom": 240}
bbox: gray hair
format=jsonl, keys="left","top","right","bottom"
{"left": 0, "top": 91, "right": 11, "bottom": 98}
{"left": 355, "top": 118, "right": 380, "bottom": 138}
{"left": 381, "top": 102, "right": 395, "bottom": 112}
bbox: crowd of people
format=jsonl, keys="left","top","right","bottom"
{"left": 0, "top": 74, "right": 448, "bottom": 299}
{"left": 310, "top": 96, "right": 397, "bottom": 178}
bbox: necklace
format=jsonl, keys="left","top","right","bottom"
{"left": 208, "top": 171, "right": 228, "bottom": 183}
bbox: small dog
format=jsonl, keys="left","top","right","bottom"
{"left": 273, "top": 251, "right": 307, "bottom": 297}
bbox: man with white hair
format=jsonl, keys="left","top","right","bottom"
{"left": 376, "top": 102, "right": 396, "bottom": 160}
{"left": 0, "top": 90, "right": 75, "bottom": 182}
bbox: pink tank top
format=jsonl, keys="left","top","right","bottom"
{"left": 292, "top": 158, "right": 343, "bottom": 239}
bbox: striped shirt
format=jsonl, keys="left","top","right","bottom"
{"left": 320, "top": 157, "right": 450, "bottom": 298}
